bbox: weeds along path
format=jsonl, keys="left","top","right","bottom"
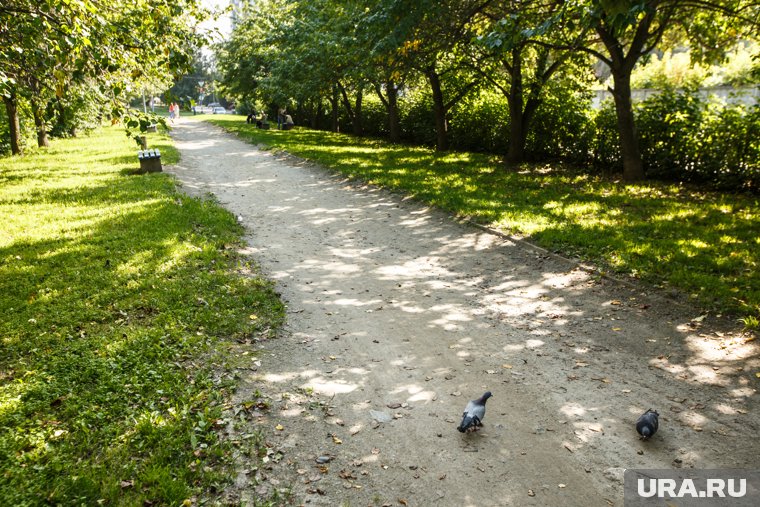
{"left": 169, "top": 119, "right": 759, "bottom": 506}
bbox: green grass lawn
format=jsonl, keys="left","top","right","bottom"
{"left": 205, "top": 115, "right": 759, "bottom": 328}
{"left": 0, "top": 127, "right": 284, "bottom": 504}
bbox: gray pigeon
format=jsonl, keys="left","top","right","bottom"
{"left": 636, "top": 409, "right": 659, "bottom": 439}
{"left": 457, "top": 391, "right": 492, "bottom": 433}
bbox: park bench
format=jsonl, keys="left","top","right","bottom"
{"left": 137, "top": 148, "right": 162, "bottom": 173}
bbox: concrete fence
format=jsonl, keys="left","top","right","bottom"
{"left": 591, "top": 85, "right": 759, "bottom": 109}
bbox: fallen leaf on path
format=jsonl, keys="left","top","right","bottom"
{"left": 339, "top": 470, "right": 356, "bottom": 480}
{"left": 528, "top": 489, "right": 535, "bottom": 497}
{"left": 275, "top": 424, "right": 284, "bottom": 431}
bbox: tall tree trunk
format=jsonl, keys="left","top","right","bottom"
{"left": 330, "top": 84, "right": 340, "bottom": 132}
{"left": 353, "top": 86, "right": 364, "bottom": 137}
{"left": 426, "top": 68, "right": 449, "bottom": 151}
{"left": 338, "top": 83, "right": 364, "bottom": 136}
{"left": 595, "top": 9, "right": 658, "bottom": 182}
{"left": 315, "top": 101, "right": 323, "bottom": 130}
{"left": 374, "top": 80, "right": 401, "bottom": 143}
{"left": 386, "top": 80, "right": 400, "bottom": 143}
{"left": 3, "top": 92, "right": 22, "bottom": 155}
{"left": 506, "top": 48, "right": 524, "bottom": 167}
{"left": 30, "top": 99, "right": 50, "bottom": 148}
{"left": 609, "top": 71, "right": 644, "bottom": 181}
{"left": 28, "top": 77, "right": 50, "bottom": 148}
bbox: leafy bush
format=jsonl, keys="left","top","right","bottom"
{"left": 399, "top": 87, "right": 436, "bottom": 147}
{"left": 590, "top": 100, "right": 623, "bottom": 173}
{"left": 526, "top": 84, "right": 595, "bottom": 163}
{"left": 341, "top": 93, "right": 387, "bottom": 138}
{"left": 637, "top": 86, "right": 705, "bottom": 181}
{"left": 636, "top": 87, "right": 759, "bottom": 190}
{"left": 448, "top": 89, "right": 509, "bottom": 153}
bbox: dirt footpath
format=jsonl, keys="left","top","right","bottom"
{"left": 169, "top": 120, "right": 759, "bottom": 506}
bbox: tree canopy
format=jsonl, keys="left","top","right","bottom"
{"left": 1, "top": 0, "right": 210, "bottom": 154}
{"left": 216, "top": 0, "right": 759, "bottom": 186}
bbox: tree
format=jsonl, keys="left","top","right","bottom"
{"left": 472, "top": 1, "right": 587, "bottom": 165}
{"left": 366, "top": 0, "right": 488, "bottom": 151}
{"left": 1, "top": 0, "right": 207, "bottom": 155}
{"left": 568, "top": 0, "right": 760, "bottom": 181}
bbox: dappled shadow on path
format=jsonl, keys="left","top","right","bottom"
{"left": 171, "top": 120, "right": 760, "bottom": 506}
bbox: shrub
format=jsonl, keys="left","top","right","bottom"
{"left": 635, "top": 87, "right": 760, "bottom": 191}
{"left": 448, "top": 89, "right": 509, "bottom": 153}
{"left": 636, "top": 86, "right": 705, "bottom": 181}
{"left": 591, "top": 100, "right": 623, "bottom": 174}
{"left": 399, "top": 88, "right": 437, "bottom": 147}
{"left": 526, "top": 84, "right": 595, "bottom": 163}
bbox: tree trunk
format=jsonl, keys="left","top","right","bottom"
{"left": 315, "top": 101, "right": 323, "bottom": 130}
{"left": 3, "top": 92, "right": 22, "bottom": 155}
{"left": 330, "top": 84, "right": 340, "bottom": 132}
{"left": 353, "top": 87, "right": 363, "bottom": 137}
{"left": 386, "top": 80, "right": 400, "bottom": 143}
{"left": 505, "top": 48, "right": 524, "bottom": 167}
{"left": 338, "top": 83, "right": 364, "bottom": 136}
{"left": 426, "top": 68, "right": 449, "bottom": 151}
{"left": 31, "top": 99, "right": 50, "bottom": 148}
{"left": 610, "top": 70, "right": 644, "bottom": 181}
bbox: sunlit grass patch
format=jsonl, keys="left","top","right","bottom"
{"left": 206, "top": 116, "right": 759, "bottom": 324}
{"left": 0, "top": 126, "right": 284, "bottom": 504}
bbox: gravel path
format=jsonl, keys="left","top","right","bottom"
{"left": 168, "top": 119, "right": 759, "bottom": 506}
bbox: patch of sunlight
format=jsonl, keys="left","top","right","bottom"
{"left": 302, "top": 377, "right": 358, "bottom": 395}
{"left": 333, "top": 298, "right": 383, "bottom": 307}
{"left": 156, "top": 239, "right": 202, "bottom": 273}
{"left": 653, "top": 208, "right": 700, "bottom": 222}
{"left": 135, "top": 410, "right": 170, "bottom": 429}
{"left": 497, "top": 213, "right": 552, "bottom": 235}
{"left": 0, "top": 393, "right": 21, "bottom": 418}
{"left": 718, "top": 235, "right": 741, "bottom": 245}
{"left": 560, "top": 402, "right": 587, "bottom": 418}
{"left": 677, "top": 238, "right": 711, "bottom": 255}
{"left": 263, "top": 370, "right": 321, "bottom": 383}
{"left": 688, "top": 364, "right": 731, "bottom": 386}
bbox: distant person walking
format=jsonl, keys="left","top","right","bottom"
{"left": 277, "top": 107, "right": 286, "bottom": 129}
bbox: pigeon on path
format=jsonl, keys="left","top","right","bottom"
{"left": 457, "top": 391, "right": 492, "bottom": 433}
{"left": 636, "top": 409, "right": 659, "bottom": 440}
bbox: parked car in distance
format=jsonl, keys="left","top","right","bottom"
{"left": 212, "top": 107, "right": 227, "bottom": 114}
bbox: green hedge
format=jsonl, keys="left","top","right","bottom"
{"left": 300, "top": 84, "right": 759, "bottom": 192}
